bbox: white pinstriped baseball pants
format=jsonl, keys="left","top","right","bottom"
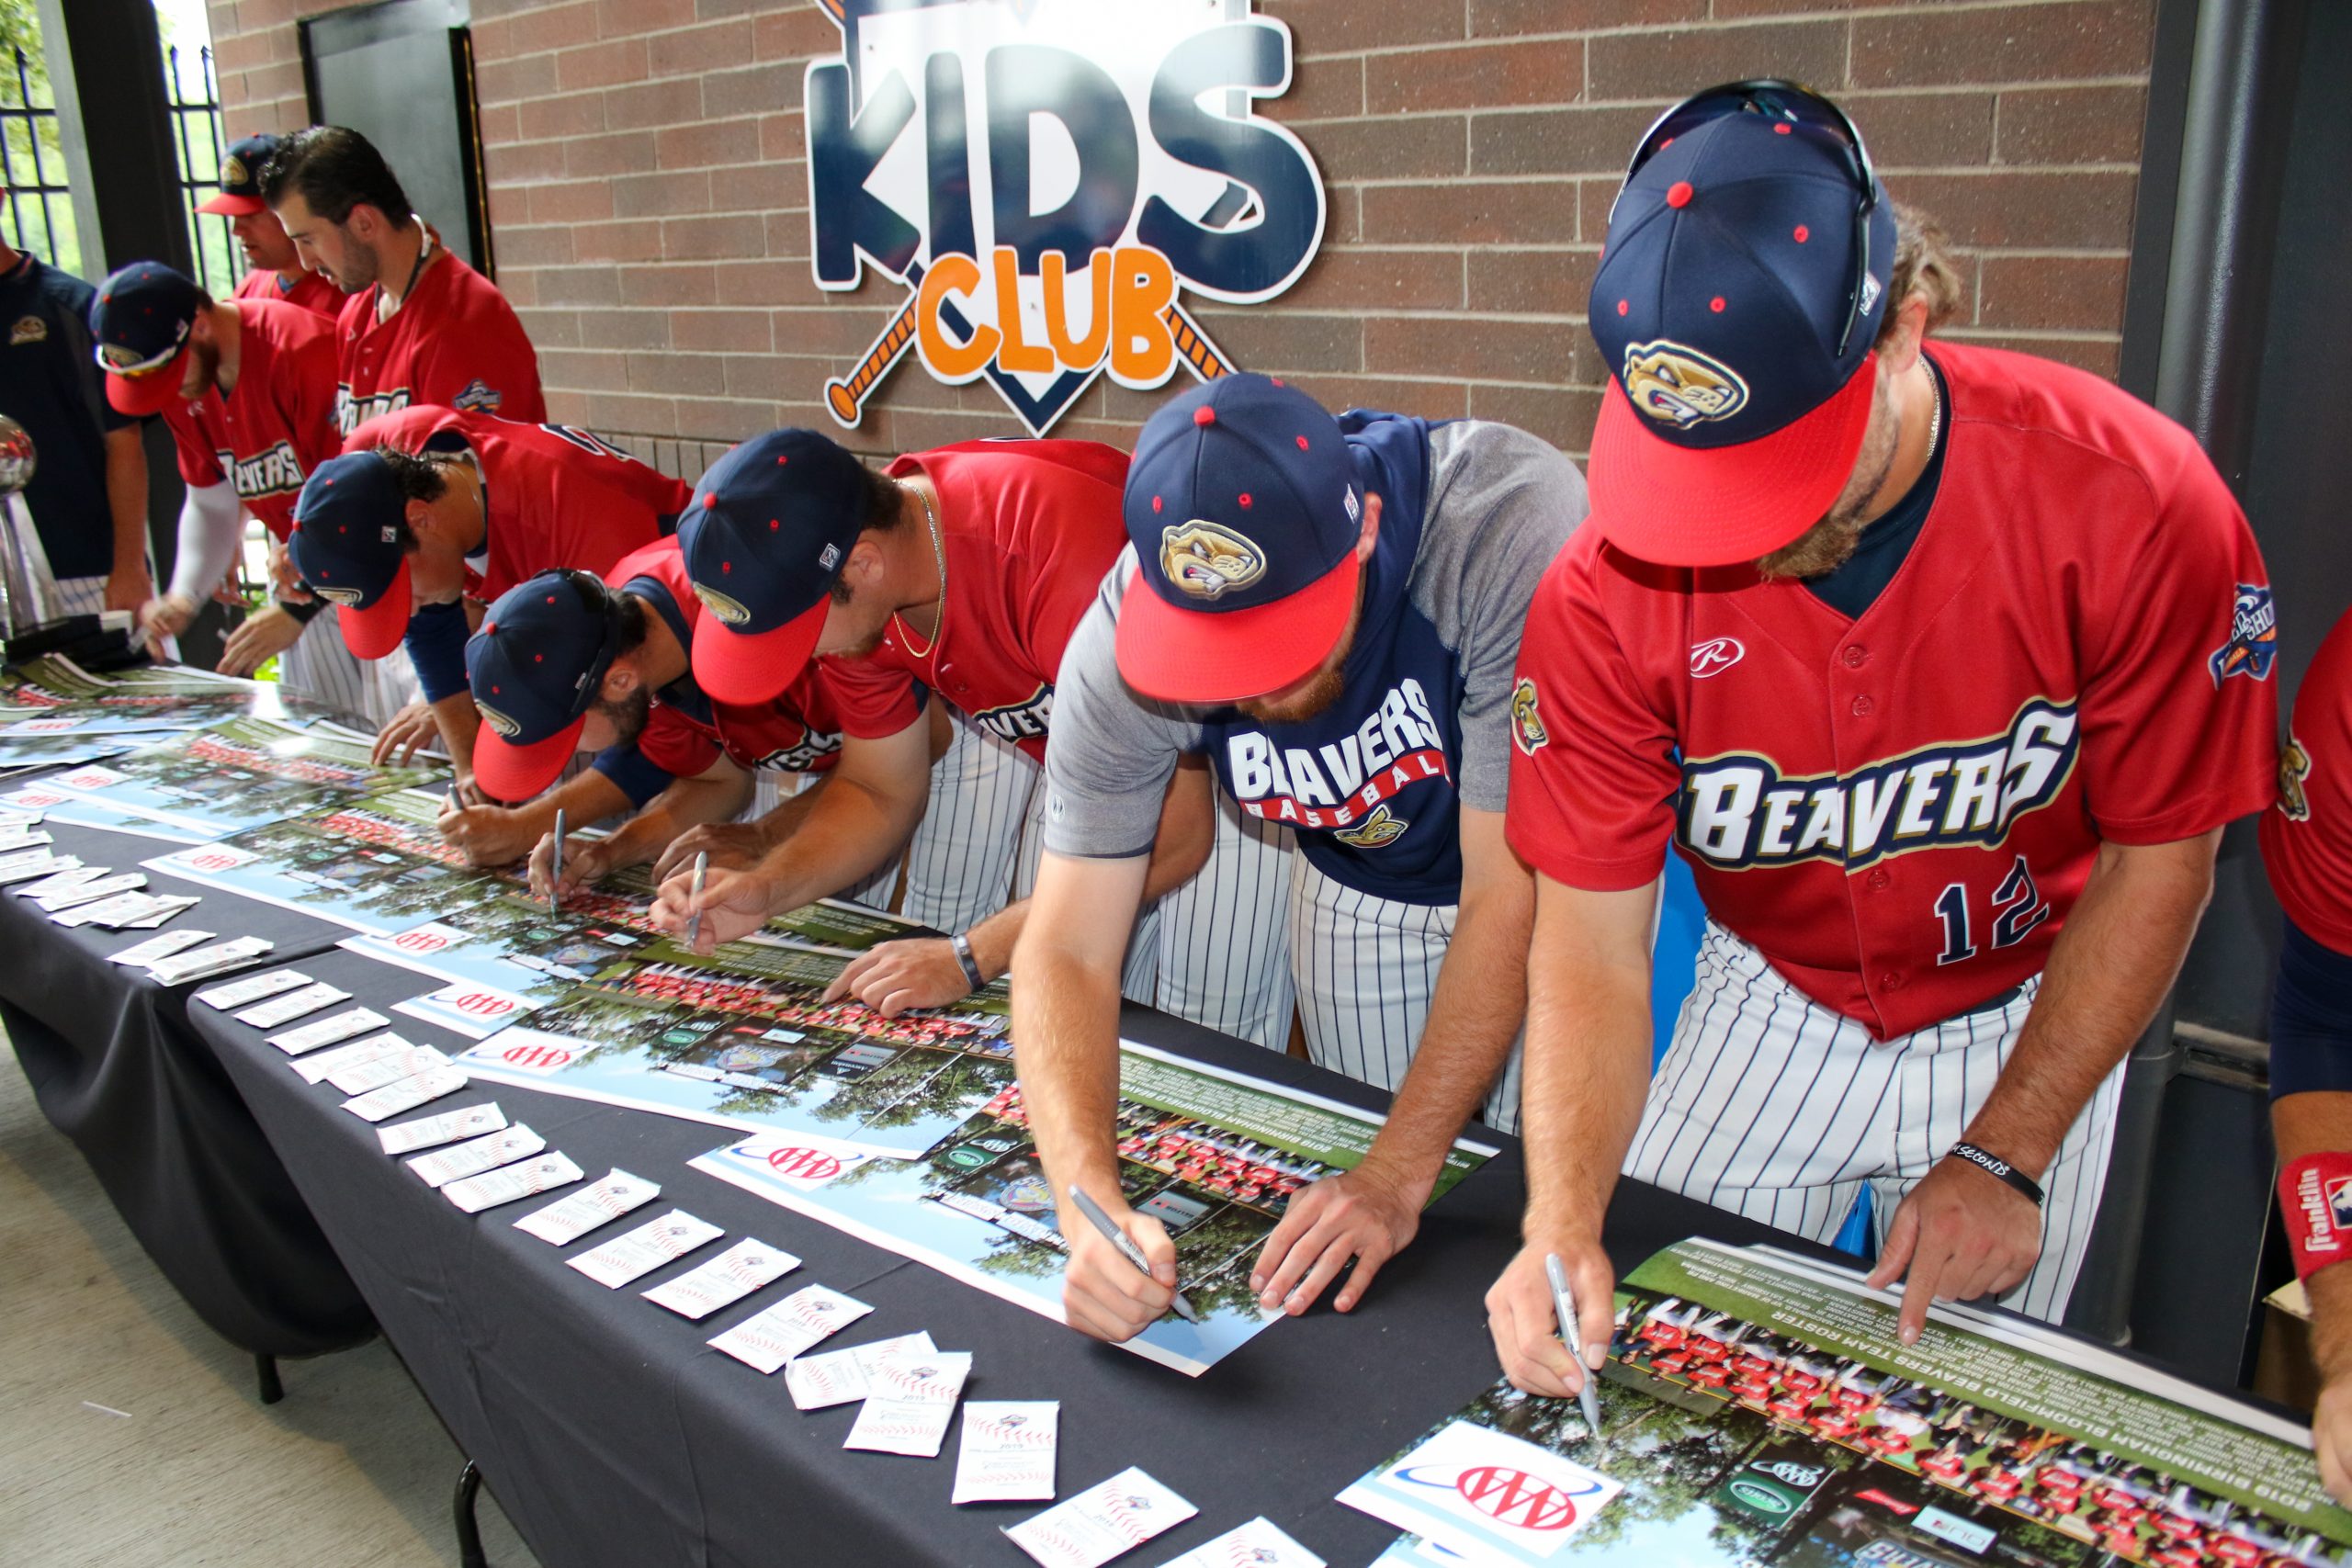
{"left": 278, "top": 604, "right": 420, "bottom": 728}
{"left": 1623, "top": 921, "right": 2123, "bottom": 1324}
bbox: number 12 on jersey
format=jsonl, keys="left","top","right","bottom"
{"left": 1935, "top": 854, "right": 2052, "bottom": 966}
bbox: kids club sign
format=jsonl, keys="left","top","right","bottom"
{"left": 806, "top": 0, "right": 1327, "bottom": 434}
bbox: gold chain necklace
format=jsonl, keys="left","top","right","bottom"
{"left": 890, "top": 481, "right": 947, "bottom": 661}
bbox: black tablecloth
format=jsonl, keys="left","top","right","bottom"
{"left": 188, "top": 943, "right": 1842, "bottom": 1568}
{"left": 0, "top": 816, "right": 376, "bottom": 1357}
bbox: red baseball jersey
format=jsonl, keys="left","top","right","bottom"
{"left": 345, "top": 405, "right": 670, "bottom": 606}
{"left": 823, "top": 441, "right": 1130, "bottom": 762}
{"left": 232, "top": 265, "right": 343, "bottom": 321}
{"left": 332, "top": 244, "right": 544, "bottom": 436}
{"left": 352, "top": 403, "right": 692, "bottom": 527}
{"left": 158, "top": 299, "right": 340, "bottom": 542}
{"left": 1510, "top": 343, "right": 2278, "bottom": 1038}
{"left": 613, "top": 539, "right": 920, "bottom": 779}
{"left": 2262, "top": 606, "right": 2352, "bottom": 954}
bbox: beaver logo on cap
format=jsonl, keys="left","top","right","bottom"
{"left": 220, "top": 153, "right": 248, "bottom": 188}
{"left": 693, "top": 582, "right": 752, "bottom": 626}
{"left": 313, "top": 584, "right": 363, "bottom": 606}
{"left": 1623, "top": 340, "right": 1749, "bottom": 429}
{"left": 1160, "top": 520, "right": 1264, "bottom": 601}
{"left": 477, "top": 703, "right": 522, "bottom": 739}
{"left": 98, "top": 341, "right": 150, "bottom": 369}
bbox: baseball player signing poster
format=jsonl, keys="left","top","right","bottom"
{"left": 2265, "top": 604, "right": 2352, "bottom": 1505}
{"left": 1012, "top": 371, "right": 1586, "bottom": 1346}
{"left": 1487, "top": 84, "right": 2277, "bottom": 1403}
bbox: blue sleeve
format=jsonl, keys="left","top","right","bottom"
{"left": 403, "top": 600, "right": 471, "bottom": 703}
{"left": 593, "top": 744, "right": 676, "bottom": 810}
{"left": 2271, "top": 916, "right": 2352, "bottom": 1100}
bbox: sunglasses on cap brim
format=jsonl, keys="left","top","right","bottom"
{"left": 1615, "top": 78, "right": 1882, "bottom": 357}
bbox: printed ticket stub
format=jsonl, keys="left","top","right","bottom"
{"left": 239, "top": 981, "right": 353, "bottom": 1030}
{"left": 0, "top": 827, "right": 51, "bottom": 851}
{"left": 107, "top": 929, "right": 214, "bottom": 966}
{"left": 293, "top": 1032, "right": 416, "bottom": 1085}
{"left": 641, "top": 1238, "right": 801, "bottom": 1320}
{"left": 706, "top": 1285, "right": 872, "bottom": 1375}
{"left": 405, "top": 1123, "right": 545, "bottom": 1189}
{"left": 569, "top": 1210, "right": 724, "bottom": 1289}
{"left": 32, "top": 872, "right": 144, "bottom": 910}
{"left": 340, "top": 1065, "right": 469, "bottom": 1122}
{"left": 952, "top": 1402, "right": 1059, "bottom": 1503}
{"left": 326, "top": 1043, "right": 452, "bottom": 1094}
{"left": 150, "top": 936, "right": 273, "bottom": 986}
{"left": 0, "top": 851, "right": 77, "bottom": 885}
{"left": 443, "top": 1152, "right": 584, "bottom": 1214}
{"left": 12, "top": 863, "right": 107, "bottom": 899}
{"left": 378, "top": 1101, "right": 507, "bottom": 1155}
{"left": 514, "top": 1169, "right": 662, "bottom": 1246}
{"left": 266, "top": 1007, "right": 390, "bottom": 1055}
{"left": 195, "top": 967, "right": 310, "bottom": 1010}
{"left": 844, "top": 1348, "right": 974, "bottom": 1458}
{"left": 1004, "top": 1469, "right": 1196, "bottom": 1568}
{"left": 785, "top": 1332, "right": 936, "bottom": 1411}
{"left": 51, "top": 890, "right": 195, "bottom": 929}
{"left": 1152, "top": 1518, "right": 1325, "bottom": 1568}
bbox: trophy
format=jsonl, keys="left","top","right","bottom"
{"left": 0, "top": 413, "right": 63, "bottom": 640}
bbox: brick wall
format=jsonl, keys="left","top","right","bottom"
{"left": 206, "top": 0, "right": 2154, "bottom": 479}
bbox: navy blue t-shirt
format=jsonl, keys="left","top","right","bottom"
{"left": 0, "top": 253, "right": 138, "bottom": 581}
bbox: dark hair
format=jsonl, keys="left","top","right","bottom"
{"left": 613, "top": 592, "right": 650, "bottom": 658}
{"left": 825, "top": 463, "right": 912, "bottom": 604}
{"left": 258, "top": 126, "right": 413, "bottom": 228}
{"left": 369, "top": 445, "right": 450, "bottom": 551}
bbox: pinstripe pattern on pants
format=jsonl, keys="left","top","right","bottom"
{"left": 1623, "top": 921, "right": 2122, "bottom": 1324}
{"left": 47, "top": 574, "right": 112, "bottom": 617}
{"left": 1287, "top": 852, "right": 1523, "bottom": 1133}
{"left": 1151, "top": 797, "right": 1295, "bottom": 1050}
{"left": 278, "top": 604, "right": 419, "bottom": 728}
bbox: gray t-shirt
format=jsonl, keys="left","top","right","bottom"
{"left": 1044, "top": 415, "right": 1587, "bottom": 905}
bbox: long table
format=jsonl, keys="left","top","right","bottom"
{"left": 180, "top": 939, "right": 1844, "bottom": 1568}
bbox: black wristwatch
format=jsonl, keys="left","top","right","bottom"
{"left": 278, "top": 595, "right": 326, "bottom": 625}
{"left": 1947, "top": 1142, "right": 2044, "bottom": 1207}
{"left": 951, "top": 931, "right": 984, "bottom": 990}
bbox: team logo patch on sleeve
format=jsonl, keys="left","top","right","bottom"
{"left": 1510, "top": 677, "right": 1548, "bottom": 755}
{"left": 2210, "top": 583, "right": 2278, "bottom": 684}
{"left": 1622, "top": 340, "right": 1748, "bottom": 428}
{"left": 1160, "top": 520, "right": 1265, "bottom": 601}
{"left": 2280, "top": 737, "right": 2312, "bottom": 821}
{"left": 1333, "top": 803, "right": 1407, "bottom": 849}
{"left": 451, "top": 378, "right": 503, "bottom": 414}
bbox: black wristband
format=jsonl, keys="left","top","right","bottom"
{"left": 278, "top": 595, "right": 326, "bottom": 625}
{"left": 951, "top": 931, "right": 984, "bottom": 991}
{"left": 1947, "top": 1143, "right": 2044, "bottom": 1207}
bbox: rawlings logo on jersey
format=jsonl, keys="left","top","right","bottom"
{"left": 1679, "top": 697, "right": 2080, "bottom": 872}
{"left": 1690, "top": 637, "right": 1744, "bottom": 678}
{"left": 2210, "top": 583, "right": 2278, "bottom": 684}
{"left": 1511, "top": 677, "right": 1548, "bottom": 755}
{"left": 1623, "top": 340, "right": 1748, "bottom": 429}
{"left": 2280, "top": 737, "right": 2311, "bottom": 822}
{"left": 477, "top": 702, "right": 522, "bottom": 739}
{"left": 227, "top": 441, "right": 305, "bottom": 501}
{"left": 1333, "top": 803, "right": 1407, "bottom": 848}
{"left": 693, "top": 583, "right": 752, "bottom": 626}
{"left": 1160, "top": 519, "right": 1265, "bottom": 600}
{"left": 451, "top": 378, "right": 503, "bottom": 414}
{"left": 972, "top": 683, "right": 1053, "bottom": 746}
{"left": 1226, "top": 677, "right": 1450, "bottom": 831}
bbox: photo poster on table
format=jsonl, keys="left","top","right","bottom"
{"left": 4, "top": 716, "right": 446, "bottom": 841}
{"left": 142, "top": 787, "right": 499, "bottom": 931}
{"left": 687, "top": 1041, "right": 1498, "bottom": 1377}
{"left": 449, "top": 916, "right": 1019, "bottom": 1158}
{"left": 0, "top": 655, "right": 324, "bottom": 733}
{"left": 0, "top": 729, "right": 143, "bottom": 773}
{"left": 1340, "top": 1238, "right": 2352, "bottom": 1568}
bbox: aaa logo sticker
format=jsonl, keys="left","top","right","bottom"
{"left": 766, "top": 1145, "right": 844, "bottom": 1182}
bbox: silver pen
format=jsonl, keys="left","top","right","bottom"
{"left": 1546, "top": 1252, "right": 1605, "bottom": 1441}
{"left": 548, "top": 807, "right": 565, "bottom": 914}
{"left": 1067, "top": 1184, "right": 1202, "bottom": 1325}
{"left": 684, "top": 850, "right": 709, "bottom": 950}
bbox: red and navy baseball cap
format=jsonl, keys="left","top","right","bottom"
{"left": 1115, "top": 374, "right": 1363, "bottom": 705}
{"left": 677, "top": 429, "right": 870, "bottom": 706}
{"left": 287, "top": 451, "right": 415, "bottom": 660}
{"left": 196, "top": 133, "right": 280, "bottom": 218}
{"left": 1588, "top": 97, "right": 1896, "bottom": 567}
{"left": 87, "top": 262, "right": 206, "bottom": 417}
{"left": 466, "top": 570, "right": 627, "bottom": 803}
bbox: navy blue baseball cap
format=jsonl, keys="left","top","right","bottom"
{"left": 467, "top": 570, "right": 627, "bottom": 802}
{"left": 88, "top": 262, "right": 207, "bottom": 416}
{"left": 1589, "top": 100, "right": 1895, "bottom": 566}
{"left": 1116, "top": 373, "right": 1362, "bottom": 705}
{"left": 197, "top": 132, "right": 280, "bottom": 218}
{"left": 677, "top": 429, "right": 869, "bottom": 706}
{"left": 287, "top": 451, "right": 414, "bottom": 660}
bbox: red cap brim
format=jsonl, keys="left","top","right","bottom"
{"left": 1588, "top": 351, "right": 1880, "bottom": 569}
{"left": 196, "top": 193, "right": 265, "bottom": 216}
{"left": 690, "top": 595, "right": 827, "bottom": 706}
{"left": 105, "top": 354, "right": 191, "bottom": 417}
{"left": 1114, "top": 549, "right": 1362, "bottom": 705}
{"left": 332, "top": 558, "right": 414, "bottom": 660}
{"left": 472, "top": 714, "right": 587, "bottom": 804}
